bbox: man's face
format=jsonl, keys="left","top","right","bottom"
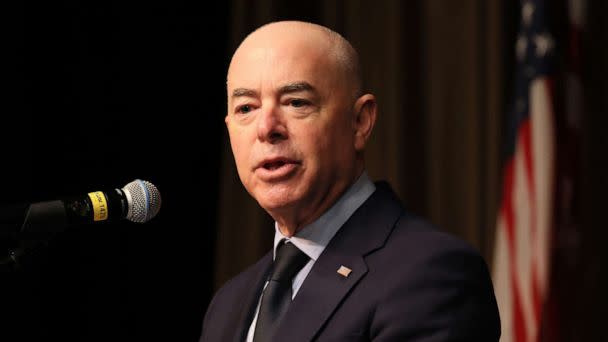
{"left": 225, "top": 31, "right": 359, "bottom": 227}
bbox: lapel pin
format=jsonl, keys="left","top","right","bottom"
{"left": 337, "top": 265, "right": 352, "bottom": 278}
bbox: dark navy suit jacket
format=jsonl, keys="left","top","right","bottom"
{"left": 200, "top": 183, "right": 500, "bottom": 341}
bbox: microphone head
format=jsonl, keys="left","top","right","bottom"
{"left": 122, "top": 180, "right": 162, "bottom": 223}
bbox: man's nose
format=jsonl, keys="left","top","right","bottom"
{"left": 257, "top": 104, "right": 287, "bottom": 143}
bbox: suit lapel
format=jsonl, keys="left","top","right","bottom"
{"left": 274, "top": 251, "right": 367, "bottom": 341}
{"left": 228, "top": 253, "right": 273, "bottom": 342}
{"left": 273, "top": 182, "right": 404, "bottom": 341}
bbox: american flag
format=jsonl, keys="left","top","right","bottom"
{"left": 492, "top": 1, "right": 557, "bottom": 341}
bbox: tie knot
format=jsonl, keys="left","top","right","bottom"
{"left": 270, "top": 241, "right": 310, "bottom": 283}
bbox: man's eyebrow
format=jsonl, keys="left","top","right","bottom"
{"left": 279, "top": 82, "right": 316, "bottom": 95}
{"left": 231, "top": 88, "right": 258, "bottom": 98}
{"left": 231, "top": 82, "right": 316, "bottom": 99}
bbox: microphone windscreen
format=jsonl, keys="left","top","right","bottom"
{"left": 122, "top": 180, "right": 161, "bottom": 223}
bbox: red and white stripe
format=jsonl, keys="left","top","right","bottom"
{"left": 493, "top": 78, "right": 555, "bottom": 342}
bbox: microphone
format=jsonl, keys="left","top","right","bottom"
{"left": 0, "top": 179, "right": 161, "bottom": 237}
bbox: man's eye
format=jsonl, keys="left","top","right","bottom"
{"left": 237, "top": 105, "right": 252, "bottom": 114}
{"left": 290, "top": 99, "right": 309, "bottom": 108}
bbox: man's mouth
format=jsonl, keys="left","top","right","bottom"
{"left": 256, "top": 158, "right": 300, "bottom": 180}
{"left": 263, "top": 160, "right": 288, "bottom": 170}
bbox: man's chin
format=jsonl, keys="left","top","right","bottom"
{"left": 253, "top": 181, "right": 300, "bottom": 204}
{"left": 254, "top": 189, "right": 303, "bottom": 216}
{"left": 257, "top": 196, "right": 297, "bottom": 213}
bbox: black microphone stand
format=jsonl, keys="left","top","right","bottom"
{"left": 0, "top": 201, "right": 67, "bottom": 271}
{"left": 0, "top": 238, "right": 50, "bottom": 271}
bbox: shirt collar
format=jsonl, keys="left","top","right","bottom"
{"left": 273, "top": 171, "right": 376, "bottom": 261}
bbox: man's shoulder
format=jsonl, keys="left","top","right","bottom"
{"left": 214, "top": 251, "right": 272, "bottom": 299}
{"left": 367, "top": 181, "right": 478, "bottom": 255}
{"left": 367, "top": 211, "right": 493, "bottom": 297}
{"left": 202, "top": 251, "right": 272, "bottom": 336}
{"left": 391, "top": 213, "right": 479, "bottom": 257}
{"left": 377, "top": 212, "right": 486, "bottom": 274}
{"left": 364, "top": 182, "right": 482, "bottom": 261}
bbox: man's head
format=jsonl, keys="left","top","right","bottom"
{"left": 225, "top": 21, "right": 377, "bottom": 235}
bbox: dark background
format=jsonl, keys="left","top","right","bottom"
{"left": 6, "top": 1, "right": 230, "bottom": 341}
{"left": 5, "top": 1, "right": 607, "bottom": 341}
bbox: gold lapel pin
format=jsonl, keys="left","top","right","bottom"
{"left": 337, "top": 265, "right": 352, "bottom": 278}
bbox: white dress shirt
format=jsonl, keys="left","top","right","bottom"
{"left": 245, "top": 172, "right": 376, "bottom": 341}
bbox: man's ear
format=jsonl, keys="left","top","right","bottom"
{"left": 224, "top": 112, "right": 232, "bottom": 129}
{"left": 352, "top": 94, "right": 377, "bottom": 151}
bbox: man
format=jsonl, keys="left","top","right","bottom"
{"left": 201, "top": 21, "right": 500, "bottom": 341}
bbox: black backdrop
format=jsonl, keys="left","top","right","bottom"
{"left": 5, "top": 2, "right": 230, "bottom": 341}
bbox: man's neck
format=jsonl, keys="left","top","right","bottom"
{"left": 273, "top": 170, "right": 366, "bottom": 236}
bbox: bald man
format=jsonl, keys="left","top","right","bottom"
{"left": 200, "top": 21, "right": 500, "bottom": 342}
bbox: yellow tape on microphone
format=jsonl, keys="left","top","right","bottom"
{"left": 88, "top": 191, "right": 109, "bottom": 221}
